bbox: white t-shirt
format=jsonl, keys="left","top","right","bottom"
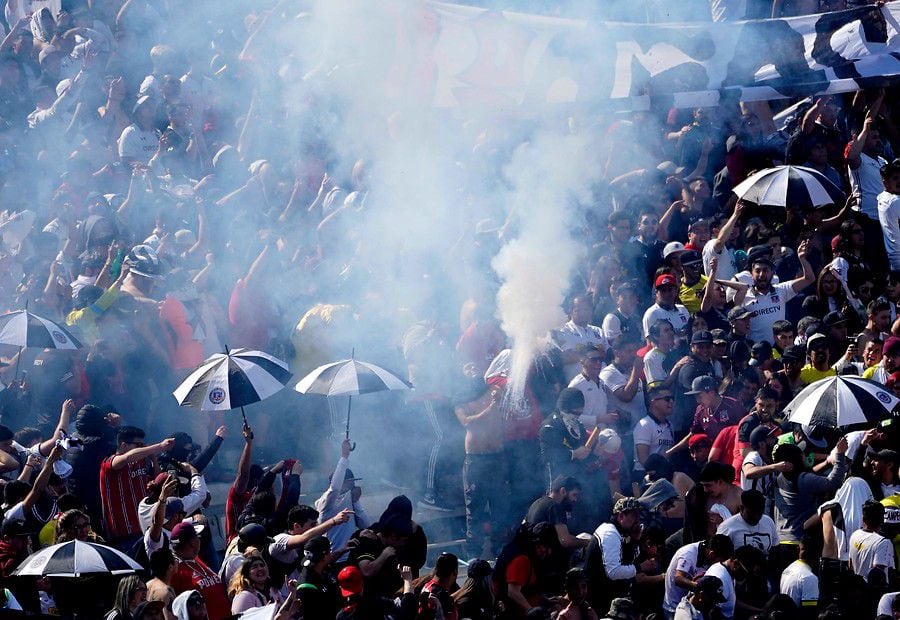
{"left": 704, "top": 562, "right": 736, "bottom": 618}
{"left": 849, "top": 529, "right": 895, "bottom": 580}
{"left": 642, "top": 303, "right": 690, "bottom": 341}
{"left": 740, "top": 451, "right": 775, "bottom": 499}
{"left": 633, "top": 414, "right": 674, "bottom": 471}
{"left": 568, "top": 373, "right": 608, "bottom": 430}
{"left": 877, "top": 592, "right": 898, "bottom": 617}
{"left": 716, "top": 513, "right": 778, "bottom": 556}
{"left": 599, "top": 364, "right": 647, "bottom": 433}
{"left": 117, "top": 124, "right": 160, "bottom": 164}
{"left": 849, "top": 152, "right": 887, "bottom": 219}
{"left": 703, "top": 239, "right": 737, "bottom": 281}
{"left": 602, "top": 311, "right": 635, "bottom": 343}
{"left": 739, "top": 282, "right": 798, "bottom": 345}
{"left": 877, "top": 190, "right": 900, "bottom": 271}
{"left": 643, "top": 347, "right": 668, "bottom": 386}
{"left": 268, "top": 532, "right": 301, "bottom": 589}
{"left": 780, "top": 560, "right": 818, "bottom": 609}
{"left": 664, "top": 542, "right": 704, "bottom": 613}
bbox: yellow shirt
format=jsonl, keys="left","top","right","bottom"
{"left": 799, "top": 364, "right": 836, "bottom": 385}
{"left": 679, "top": 275, "right": 708, "bottom": 314}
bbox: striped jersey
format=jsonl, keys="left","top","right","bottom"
{"left": 99, "top": 456, "right": 153, "bottom": 538}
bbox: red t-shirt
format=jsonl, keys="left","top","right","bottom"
{"left": 504, "top": 555, "right": 541, "bottom": 608}
{"left": 711, "top": 425, "right": 736, "bottom": 465}
{"left": 159, "top": 296, "right": 204, "bottom": 370}
{"left": 171, "top": 556, "right": 231, "bottom": 620}
{"left": 225, "top": 485, "right": 251, "bottom": 542}
{"left": 99, "top": 456, "right": 153, "bottom": 539}
{"left": 228, "top": 279, "right": 271, "bottom": 349}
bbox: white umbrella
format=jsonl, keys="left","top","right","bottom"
{"left": 173, "top": 347, "right": 292, "bottom": 424}
{"left": 732, "top": 165, "right": 845, "bottom": 208}
{"left": 783, "top": 375, "right": 899, "bottom": 428}
{"left": 295, "top": 353, "right": 412, "bottom": 442}
{"left": 14, "top": 540, "right": 143, "bottom": 577}
{"left": 0, "top": 306, "right": 82, "bottom": 378}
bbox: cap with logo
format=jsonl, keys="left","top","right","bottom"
{"left": 663, "top": 241, "right": 686, "bottom": 260}
{"left": 691, "top": 330, "right": 713, "bottom": 345}
{"left": 685, "top": 375, "right": 718, "bottom": 395}
{"left": 655, "top": 273, "right": 678, "bottom": 289}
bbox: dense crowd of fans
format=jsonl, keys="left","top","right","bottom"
{"left": 0, "top": 0, "right": 897, "bottom": 618}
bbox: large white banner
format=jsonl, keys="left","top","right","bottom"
{"left": 384, "top": 1, "right": 900, "bottom": 110}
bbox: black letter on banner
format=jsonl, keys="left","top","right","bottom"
{"left": 723, "top": 19, "right": 828, "bottom": 97}
{"left": 811, "top": 6, "right": 888, "bottom": 79}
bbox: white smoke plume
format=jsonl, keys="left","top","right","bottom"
{"left": 493, "top": 128, "right": 600, "bottom": 400}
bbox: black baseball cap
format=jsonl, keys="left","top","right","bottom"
{"left": 696, "top": 575, "right": 727, "bottom": 603}
{"left": 681, "top": 250, "right": 702, "bottom": 267}
{"left": 691, "top": 330, "right": 713, "bottom": 345}
{"left": 685, "top": 375, "right": 718, "bottom": 395}
{"left": 823, "top": 311, "right": 849, "bottom": 328}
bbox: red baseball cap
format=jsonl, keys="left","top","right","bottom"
{"left": 654, "top": 274, "right": 677, "bottom": 288}
{"left": 338, "top": 566, "right": 364, "bottom": 597}
{"left": 688, "top": 434, "right": 712, "bottom": 449}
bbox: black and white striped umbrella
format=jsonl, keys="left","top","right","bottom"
{"left": 0, "top": 309, "right": 82, "bottom": 350}
{"left": 173, "top": 348, "right": 292, "bottom": 421}
{"left": 13, "top": 540, "right": 143, "bottom": 577}
{"left": 295, "top": 358, "right": 412, "bottom": 440}
{"left": 296, "top": 359, "right": 412, "bottom": 397}
{"left": 783, "top": 375, "right": 899, "bottom": 429}
{"left": 732, "top": 165, "right": 845, "bottom": 208}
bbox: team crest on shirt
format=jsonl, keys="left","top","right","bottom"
{"left": 771, "top": 295, "right": 780, "bottom": 303}
{"left": 877, "top": 391, "right": 891, "bottom": 403}
{"left": 52, "top": 331, "right": 67, "bottom": 343}
{"left": 209, "top": 388, "right": 226, "bottom": 404}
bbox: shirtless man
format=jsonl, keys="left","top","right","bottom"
{"left": 455, "top": 377, "right": 508, "bottom": 560}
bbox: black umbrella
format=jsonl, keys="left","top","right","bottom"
{"left": 732, "top": 165, "right": 845, "bottom": 208}
{"left": 173, "top": 347, "right": 292, "bottom": 424}
{"left": 783, "top": 375, "right": 900, "bottom": 428}
{"left": 14, "top": 540, "right": 143, "bottom": 577}
{"left": 295, "top": 353, "right": 412, "bottom": 442}
{"left": 0, "top": 305, "right": 82, "bottom": 378}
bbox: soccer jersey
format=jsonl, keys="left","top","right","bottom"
{"left": 633, "top": 414, "right": 675, "bottom": 471}
{"left": 664, "top": 542, "right": 704, "bottom": 613}
{"left": 171, "top": 556, "right": 231, "bottom": 620}
{"left": 780, "top": 560, "right": 818, "bottom": 609}
{"left": 99, "top": 456, "right": 153, "bottom": 539}
{"left": 739, "top": 282, "right": 798, "bottom": 345}
{"left": 849, "top": 529, "right": 895, "bottom": 581}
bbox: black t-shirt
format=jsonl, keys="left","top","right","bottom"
{"left": 524, "top": 496, "right": 566, "bottom": 527}
{"left": 347, "top": 532, "right": 401, "bottom": 598}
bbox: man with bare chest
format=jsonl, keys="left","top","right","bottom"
{"left": 455, "top": 377, "right": 509, "bottom": 560}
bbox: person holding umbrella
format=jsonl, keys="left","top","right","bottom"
{"left": 315, "top": 438, "right": 371, "bottom": 560}
{"left": 737, "top": 239, "right": 815, "bottom": 345}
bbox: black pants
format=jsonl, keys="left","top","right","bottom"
{"left": 463, "top": 452, "right": 509, "bottom": 558}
